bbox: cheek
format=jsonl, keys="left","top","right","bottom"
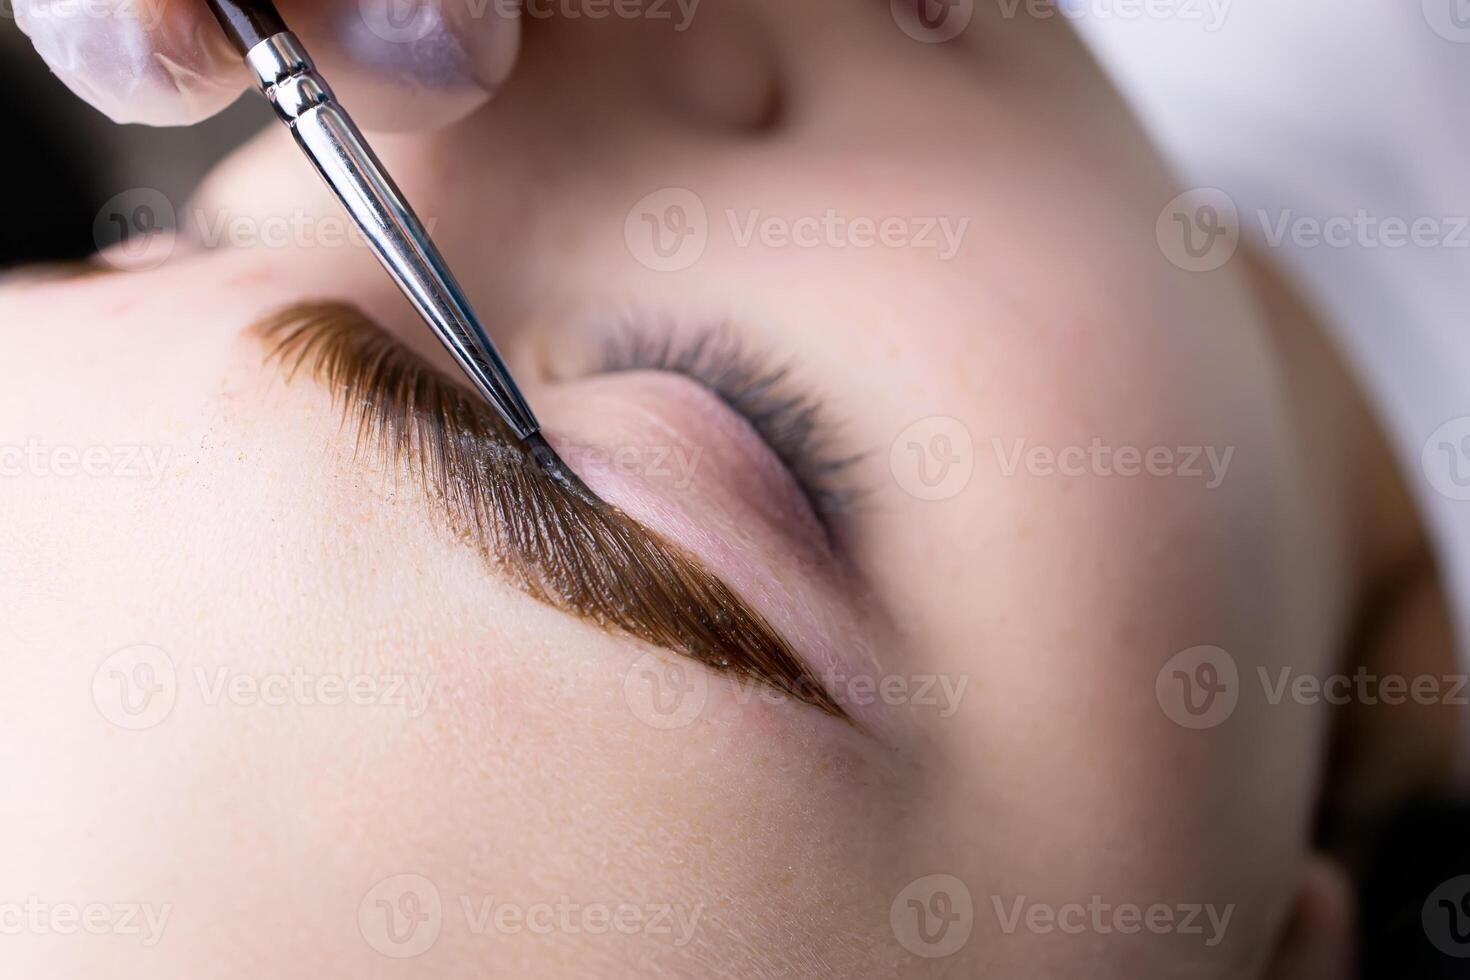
{"left": 380, "top": 697, "right": 920, "bottom": 973}
{"left": 5, "top": 628, "right": 919, "bottom": 974}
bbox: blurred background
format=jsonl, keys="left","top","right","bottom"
{"left": 0, "top": 18, "right": 266, "bottom": 267}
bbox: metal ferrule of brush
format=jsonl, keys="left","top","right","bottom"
{"left": 241, "top": 32, "right": 542, "bottom": 441}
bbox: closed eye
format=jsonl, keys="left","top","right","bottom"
{"left": 253, "top": 301, "right": 850, "bottom": 721}
{"left": 600, "top": 325, "right": 862, "bottom": 527}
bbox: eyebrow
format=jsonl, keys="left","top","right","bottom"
{"left": 252, "top": 301, "right": 846, "bottom": 720}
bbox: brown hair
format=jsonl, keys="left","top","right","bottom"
{"left": 256, "top": 302, "right": 845, "bottom": 719}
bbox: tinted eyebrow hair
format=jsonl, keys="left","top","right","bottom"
{"left": 253, "top": 301, "right": 845, "bottom": 720}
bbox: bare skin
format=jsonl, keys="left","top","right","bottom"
{"left": 0, "top": 2, "right": 1453, "bottom": 976}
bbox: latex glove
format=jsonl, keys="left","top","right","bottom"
{"left": 14, "top": 0, "right": 521, "bottom": 131}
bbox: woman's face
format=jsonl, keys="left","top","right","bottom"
{"left": 0, "top": 3, "right": 1335, "bottom": 976}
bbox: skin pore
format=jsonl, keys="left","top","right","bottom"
{"left": 0, "top": 1, "right": 1458, "bottom": 977}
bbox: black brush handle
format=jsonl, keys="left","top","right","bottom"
{"left": 204, "top": 0, "right": 289, "bottom": 55}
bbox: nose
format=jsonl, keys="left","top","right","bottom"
{"left": 181, "top": 5, "right": 787, "bottom": 379}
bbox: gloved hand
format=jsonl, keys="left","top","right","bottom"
{"left": 14, "top": 0, "right": 521, "bottom": 131}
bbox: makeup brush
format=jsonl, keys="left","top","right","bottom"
{"left": 202, "top": 0, "right": 578, "bottom": 484}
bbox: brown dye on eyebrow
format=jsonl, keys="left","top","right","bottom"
{"left": 254, "top": 301, "right": 845, "bottom": 720}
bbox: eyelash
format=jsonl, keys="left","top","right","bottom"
{"left": 600, "top": 326, "right": 860, "bottom": 522}
{"left": 258, "top": 303, "right": 850, "bottom": 720}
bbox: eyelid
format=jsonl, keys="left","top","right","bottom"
{"left": 253, "top": 301, "right": 851, "bottom": 722}
{"left": 600, "top": 325, "right": 861, "bottom": 526}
